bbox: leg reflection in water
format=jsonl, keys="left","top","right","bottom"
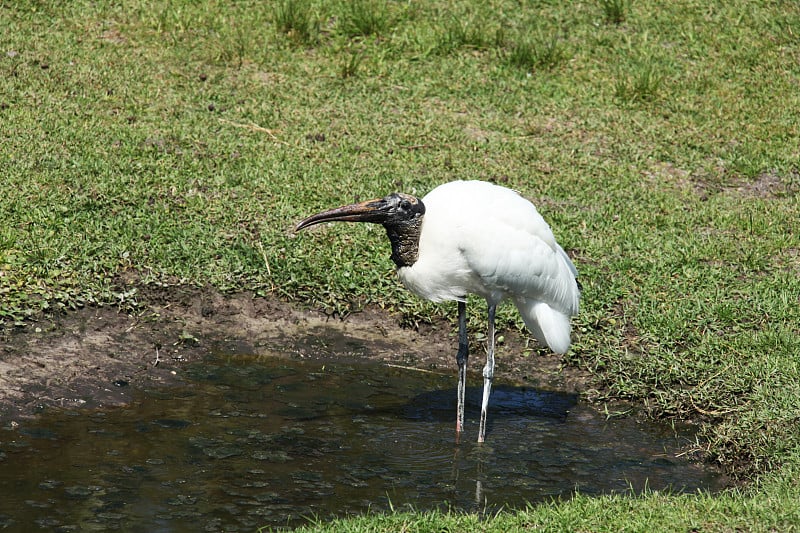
{"left": 451, "top": 446, "right": 489, "bottom": 512}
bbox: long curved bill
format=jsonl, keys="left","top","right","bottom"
{"left": 295, "top": 198, "right": 388, "bottom": 232}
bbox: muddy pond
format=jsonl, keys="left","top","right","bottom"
{"left": 0, "top": 347, "right": 725, "bottom": 531}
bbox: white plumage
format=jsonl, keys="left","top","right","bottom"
{"left": 296, "top": 179, "right": 580, "bottom": 443}
{"left": 398, "top": 181, "right": 579, "bottom": 354}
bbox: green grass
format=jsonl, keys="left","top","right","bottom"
{"left": 338, "top": 0, "right": 392, "bottom": 38}
{"left": 303, "top": 493, "right": 800, "bottom": 532}
{"left": 506, "top": 31, "right": 568, "bottom": 73}
{"left": 614, "top": 58, "right": 663, "bottom": 103}
{"left": 2, "top": 0, "right": 800, "bottom": 529}
{"left": 294, "top": 463, "right": 800, "bottom": 532}
{"left": 600, "top": 0, "right": 630, "bottom": 25}
{"left": 272, "top": 0, "right": 320, "bottom": 45}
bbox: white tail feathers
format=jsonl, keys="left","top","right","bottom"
{"left": 514, "top": 298, "right": 573, "bottom": 355}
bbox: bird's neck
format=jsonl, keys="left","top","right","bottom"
{"left": 384, "top": 218, "right": 423, "bottom": 268}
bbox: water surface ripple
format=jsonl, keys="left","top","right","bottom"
{"left": 0, "top": 353, "right": 725, "bottom": 531}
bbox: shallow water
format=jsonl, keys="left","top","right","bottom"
{"left": 0, "top": 352, "right": 725, "bottom": 531}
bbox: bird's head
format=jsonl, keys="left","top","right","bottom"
{"left": 295, "top": 192, "right": 425, "bottom": 232}
{"left": 295, "top": 192, "right": 426, "bottom": 268}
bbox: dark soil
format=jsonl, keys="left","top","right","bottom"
{"left": 0, "top": 287, "right": 591, "bottom": 422}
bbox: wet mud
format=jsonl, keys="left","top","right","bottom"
{"left": 0, "top": 287, "right": 589, "bottom": 422}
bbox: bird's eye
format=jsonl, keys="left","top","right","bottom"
{"left": 400, "top": 200, "right": 412, "bottom": 211}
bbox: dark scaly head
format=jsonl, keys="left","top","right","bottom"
{"left": 295, "top": 192, "right": 425, "bottom": 268}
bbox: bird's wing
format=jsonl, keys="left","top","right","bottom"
{"left": 459, "top": 220, "right": 579, "bottom": 316}
{"left": 420, "top": 180, "right": 579, "bottom": 314}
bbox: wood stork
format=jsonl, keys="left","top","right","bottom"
{"left": 295, "top": 180, "right": 580, "bottom": 443}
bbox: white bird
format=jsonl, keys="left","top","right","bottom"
{"left": 295, "top": 180, "right": 580, "bottom": 443}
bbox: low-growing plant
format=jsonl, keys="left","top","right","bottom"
{"left": 339, "top": 48, "right": 364, "bottom": 78}
{"left": 273, "top": 0, "right": 319, "bottom": 44}
{"left": 435, "top": 15, "right": 490, "bottom": 53}
{"left": 339, "top": 0, "right": 390, "bottom": 38}
{"left": 506, "top": 32, "right": 567, "bottom": 72}
{"left": 216, "top": 23, "right": 251, "bottom": 68}
{"left": 600, "top": 0, "right": 630, "bottom": 25}
{"left": 614, "top": 60, "right": 663, "bottom": 102}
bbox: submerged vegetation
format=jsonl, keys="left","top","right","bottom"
{"left": 2, "top": 0, "right": 799, "bottom": 529}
